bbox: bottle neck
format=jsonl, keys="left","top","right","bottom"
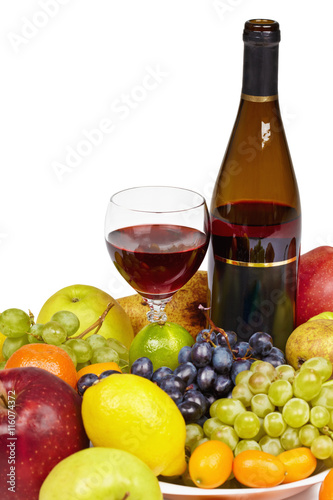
{"left": 241, "top": 42, "right": 279, "bottom": 98}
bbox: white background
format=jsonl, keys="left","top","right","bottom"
{"left": 0, "top": 2, "right": 331, "bottom": 497}
{"left": 1, "top": 0, "right": 332, "bottom": 318}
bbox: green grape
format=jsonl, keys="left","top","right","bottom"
{"left": 259, "top": 436, "right": 284, "bottom": 456}
{"left": 251, "top": 361, "right": 277, "bottom": 382}
{"left": 85, "top": 334, "right": 108, "bottom": 350}
{"left": 310, "top": 405, "right": 330, "bottom": 428}
{"left": 280, "top": 426, "right": 301, "bottom": 450}
{"left": 293, "top": 368, "right": 322, "bottom": 401}
{"left": 311, "top": 385, "right": 333, "bottom": 410}
{"left": 299, "top": 424, "right": 320, "bottom": 447}
{"left": 118, "top": 359, "right": 129, "bottom": 373}
{"left": 209, "top": 399, "right": 220, "bottom": 418}
{"left": 106, "top": 338, "right": 129, "bottom": 362}
{"left": 2, "top": 334, "right": 29, "bottom": 360}
{"left": 311, "top": 435, "right": 333, "bottom": 460}
{"left": 215, "top": 398, "right": 246, "bottom": 426}
{"left": 263, "top": 412, "right": 287, "bottom": 438}
{"left": 234, "top": 411, "right": 261, "bottom": 439}
{"left": 42, "top": 321, "right": 67, "bottom": 346}
{"left": 185, "top": 423, "right": 204, "bottom": 448}
{"left": 50, "top": 310, "right": 80, "bottom": 337}
{"left": 65, "top": 339, "right": 92, "bottom": 364}
{"left": 27, "top": 324, "right": 44, "bottom": 343}
{"left": 0, "top": 361, "right": 6, "bottom": 370}
{"left": 253, "top": 417, "right": 266, "bottom": 442}
{"left": 234, "top": 439, "right": 261, "bottom": 456}
{"left": 268, "top": 379, "right": 293, "bottom": 407}
{"left": 251, "top": 394, "right": 275, "bottom": 418}
{"left": 231, "top": 382, "right": 253, "bottom": 407}
{"left": 301, "top": 357, "right": 333, "bottom": 382}
{"left": 58, "top": 344, "right": 77, "bottom": 367}
{"left": 248, "top": 372, "right": 271, "bottom": 395}
{"left": 91, "top": 346, "right": 120, "bottom": 364}
{"left": 203, "top": 417, "right": 224, "bottom": 438}
{"left": 235, "top": 370, "right": 252, "bottom": 385}
{"left": 250, "top": 360, "right": 263, "bottom": 372}
{"left": 0, "top": 309, "right": 31, "bottom": 338}
{"left": 211, "top": 425, "right": 239, "bottom": 451}
{"left": 282, "top": 398, "right": 310, "bottom": 428}
{"left": 275, "top": 364, "right": 295, "bottom": 383}
{"left": 191, "top": 437, "right": 209, "bottom": 453}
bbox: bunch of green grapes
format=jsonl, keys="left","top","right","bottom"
{"left": 0, "top": 308, "right": 129, "bottom": 372}
{"left": 186, "top": 357, "right": 333, "bottom": 463}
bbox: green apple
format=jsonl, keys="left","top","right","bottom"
{"left": 39, "top": 447, "right": 163, "bottom": 500}
{"left": 37, "top": 284, "right": 134, "bottom": 349}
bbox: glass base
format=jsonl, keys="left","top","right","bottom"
{"left": 144, "top": 297, "right": 172, "bottom": 324}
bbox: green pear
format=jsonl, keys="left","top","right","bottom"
{"left": 39, "top": 447, "right": 163, "bottom": 500}
{"left": 308, "top": 311, "right": 333, "bottom": 321}
{"left": 285, "top": 319, "right": 333, "bottom": 370}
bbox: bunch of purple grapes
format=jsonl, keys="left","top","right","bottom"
{"left": 131, "top": 329, "right": 286, "bottom": 425}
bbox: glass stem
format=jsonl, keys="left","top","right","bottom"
{"left": 145, "top": 298, "right": 172, "bottom": 324}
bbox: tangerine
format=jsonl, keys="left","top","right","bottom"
{"left": 76, "top": 361, "right": 121, "bottom": 380}
{"left": 5, "top": 343, "right": 77, "bottom": 389}
{"left": 319, "top": 468, "right": 333, "bottom": 500}
{"left": 188, "top": 440, "right": 233, "bottom": 489}
{"left": 278, "top": 447, "right": 317, "bottom": 484}
{"left": 233, "top": 450, "right": 285, "bottom": 488}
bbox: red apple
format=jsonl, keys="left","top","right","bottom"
{"left": 296, "top": 246, "right": 333, "bottom": 326}
{"left": 0, "top": 367, "right": 89, "bottom": 500}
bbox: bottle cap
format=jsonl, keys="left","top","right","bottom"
{"left": 243, "top": 19, "right": 280, "bottom": 44}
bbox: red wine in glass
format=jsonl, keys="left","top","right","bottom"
{"left": 106, "top": 223, "right": 208, "bottom": 300}
{"left": 104, "top": 186, "right": 210, "bottom": 324}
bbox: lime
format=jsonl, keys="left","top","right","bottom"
{"left": 129, "top": 321, "right": 194, "bottom": 371}
{"left": 81, "top": 373, "right": 187, "bottom": 476}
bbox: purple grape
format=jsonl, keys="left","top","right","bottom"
{"left": 77, "top": 373, "right": 99, "bottom": 396}
{"left": 197, "top": 365, "right": 216, "bottom": 392}
{"left": 177, "top": 401, "right": 203, "bottom": 424}
{"left": 212, "top": 346, "right": 234, "bottom": 374}
{"left": 173, "top": 362, "right": 197, "bottom": 386}
{"left": 178, "top": 345, "right": 192, "bottom": 364}
{"left": 183, "top": 389, "right": 208, "bottom": 415}
{"left": 151, "top": 366, "right": 173, "bottom": 385}
{"left": 130, "top": 357, "right": 154, "bottom": 379}
{"left": 191, "top": 342, "right": 213, "bottom": 368}
{"left": 249, "top": 332, "right": 273, "bottom": 356}
{"left": 231, "top": 358, "right": 252, "bottom": 384}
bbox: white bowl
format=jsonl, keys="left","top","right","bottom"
{"left": 159, "top": 469, "right": 329, "bottom": 500}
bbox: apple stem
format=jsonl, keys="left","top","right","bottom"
{"left": 121, "top": 494, "right": 130, "bottom": 500}
{"left": 69, "top": 303, "right": 115, "bottom": 340}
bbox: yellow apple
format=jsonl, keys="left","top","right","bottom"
{"left": 37, "top": 284, "right": 134, "bottom": 349}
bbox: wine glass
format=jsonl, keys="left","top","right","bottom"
{"left": 105, "top": 186, "right": 210, "bottom": 324}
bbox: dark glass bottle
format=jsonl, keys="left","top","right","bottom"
{"left": 208, "top": 20, "right": 301, "bottom": 352}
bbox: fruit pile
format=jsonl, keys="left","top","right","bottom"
{"left": 128, "top": 327, "right": 285, "bottom": 425}
{"left": 0, "top": 307, "right": 130, "bottom": 373}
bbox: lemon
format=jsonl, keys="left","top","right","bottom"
{"left": 0, "top": 332, "right": 6, "bottom": 362}
{"left": 129, "top": 321, "right": 194, "bottom": 371}
{"left": 82, "top": 373, "right": 187, "bottom": 477}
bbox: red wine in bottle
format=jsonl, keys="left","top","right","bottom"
{"left": 208, "top": 20, "right": 301, "bottom": 352}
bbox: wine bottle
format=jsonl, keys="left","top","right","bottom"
{"left": 208, "top": 19, "right": 301, "bottom": 352}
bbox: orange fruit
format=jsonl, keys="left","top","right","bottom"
{"left": 76, "top": 362, "right": 121, "bottom": 380}
{"left": 319, "top": 468, "right": 333, "bottom": 500}
{"left": 278, "top": 447, "right": 317, "bottom": 484}
{"left": 233, "top": 450, "right": 286, "bottom": 488}
{"left": 5, "top": 343, "right": 77, "bottom": 389}
{"left": 188, "top": 440, "right": 233, "bottom": 489}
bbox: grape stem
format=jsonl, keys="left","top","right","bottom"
{"left": 198, "top": 304, "right": 234, "bottom": 354}
{"left": 69, "top": 303, "right": 115, "bottom": 340}
{"left": 28, "top": 310, "right": 35, "bottom": 326}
